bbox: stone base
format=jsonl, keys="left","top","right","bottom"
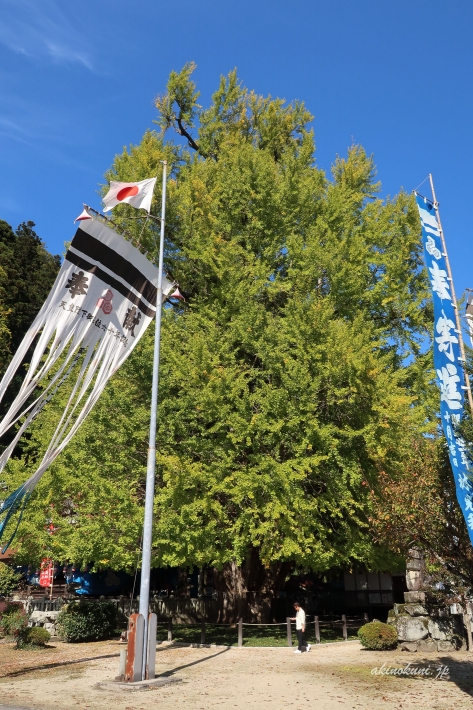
{"left": 404, "top": 604, "right": 428, "bottom": 617}
{"left": 28, "top": 610, "right": 59, "bottom": 636}
{"left": 395, "top": 615, "right": 429, "bottom": 643}
{"left": 390, "top": 595, "right": 468, "bottom": 653}
{"left": 399, "top": 639, "right": 465, "bottom": 652}
{"left": 404, "top": 591, "right": 426, "bottom": 604}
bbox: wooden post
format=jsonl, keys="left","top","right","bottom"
{"left": 167, "top": 619, "right": 172, "bottom": 642}
{"left": 342, "top": 614, "right": 348, "bottom": 641}
{"left": 238, "top": 618, "right": 243, "bottom": 647}
{"left": 50, "top": 562, "right": 54, "bottom": 602}
{"left": 201, "top": 619, "right": 206, "bottom": 645}
{"left": 314, "top": 616, "right": 320, "bottom": 644}
{"left": 286, "top": 617, "right": 292, "bottom": 647}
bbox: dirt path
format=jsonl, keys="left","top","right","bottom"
{"left": 1, "top": 640, "right": 473, "bottom": 709}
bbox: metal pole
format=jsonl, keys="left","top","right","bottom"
{"left": 138, "top": 161, "right": 168, "bottom": 679}
{"left": 429, "top": 174, "right": 473, "bottom": 414}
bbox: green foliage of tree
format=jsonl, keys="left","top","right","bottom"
{"left": 0, "top": 220, "right": 60, "bottom": 355}
{"left": 2, "top": 65, "right": 436, "bottom": 614}
{"left": 0, "top": 562, "right": 22, "bottom": 597}
{"left": 0, "top": 220, "right": 60, "bottom": 427}
{"left": 370, "top": 436, "right": 473, "bottom": 590}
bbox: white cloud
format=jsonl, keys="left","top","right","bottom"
{"left": 0, "top": 0, "right": 95, "bottom": 71}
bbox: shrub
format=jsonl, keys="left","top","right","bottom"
{"left": 0, "top": 602, "right": 27, "bottom": 639}
{"left": 57, "top": 600, "right": 118, "bottom": 642}
{"left": 358, "top": 621, "right": 398, "bottom": 650}
{"left": 19, "top": 626, "right": 51, "bottom": 647}
{"left": 0, "top": 602, "right": 28, "bottom": 646}
{"left": 0, "top": 562, "right": 22, "bottom": 597}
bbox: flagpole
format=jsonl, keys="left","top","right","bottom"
{"left": 429, "top": 173, "right": 473, "bottom": 414}
{"left": 138, "top": 160, "right": 167, "bottom": 679}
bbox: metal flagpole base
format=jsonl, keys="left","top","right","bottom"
{"left": 123, "top": 612, "right": 158, "bottom": 682}
{"left": 98, "top": 677, "right": 182, "bottom": 692}
{"left": 125, "top": 613, "right": 144, "bottom": 682}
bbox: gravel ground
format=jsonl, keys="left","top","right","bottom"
{"left": 1, "top": 639, "right": 473, "bottom": 709}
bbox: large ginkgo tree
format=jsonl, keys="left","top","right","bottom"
{"left": 3, "top": 64, "right": 436, "bottom": 620}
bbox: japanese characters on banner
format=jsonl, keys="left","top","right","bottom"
{"left": 0, "top": 217, "right": 174, "bottom": 549}
{"left": 416, "top": 194, "right": 473, "bottom": 544}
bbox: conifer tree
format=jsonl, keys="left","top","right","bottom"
{"left": 0, "top": 220, "right": 60, "bottom": 426}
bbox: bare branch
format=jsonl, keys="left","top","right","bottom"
{"left": 176, "top": 116, "right": 207, "bottom": 158}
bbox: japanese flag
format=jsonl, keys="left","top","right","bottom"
{"left": 102, "top": 177, "right": 157, "bottom": 213}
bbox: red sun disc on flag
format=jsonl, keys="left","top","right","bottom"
{"left": 117, "top": 186, "right": 139, "bottom": 201}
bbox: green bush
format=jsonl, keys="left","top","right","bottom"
{"left": 0, "top": 562, "right": 22, "bottom": 597}
{"left": 0, "top": 602, "right": 31, "bottom": 648}
{"left": 20, "top": 626, "right": 51, "bottom": 647}
{"left": 0, "top": 602, "right": 27, "bottom": 641}
{"left": 358, "top": 621, "right": 398, "bottom": 650}
{"left": 57, "top": 600, "right": 118, "bottom": 642}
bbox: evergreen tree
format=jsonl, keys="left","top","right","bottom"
{"left": 0, "top": 220, "right": 60, "bottom": 428}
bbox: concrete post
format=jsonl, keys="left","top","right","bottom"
{"left": 147, "top": 613, "right": 157, "bottom": 679}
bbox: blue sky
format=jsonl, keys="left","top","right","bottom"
{"left": 1, "top": 0, "right": 473, "bottom": 301}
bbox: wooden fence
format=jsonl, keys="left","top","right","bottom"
{"left": 161, "top": 613, "right": 369, "bottom": 647}
{"left": 17, "top": 594, "right": 369, "bottom": 645}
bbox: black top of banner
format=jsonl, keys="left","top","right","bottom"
{"left": 65, "top": 228, "right": 157, "bottom": 317}
{"left": 72, "top": 228, "right": 157, "bottom": 307}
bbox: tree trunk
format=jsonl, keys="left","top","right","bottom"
{"left": 213, "top": 549, "right": 292, "bottom": 623}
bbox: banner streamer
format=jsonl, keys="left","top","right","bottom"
{"left": 0, "top": 217, "right": 173, "bottom": 549}
{"left": 416, "top": 194, "right": 473, "bottom": 544}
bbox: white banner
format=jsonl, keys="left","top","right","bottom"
{"left": 0, "top": 217, "right": 173, "bottom": 546}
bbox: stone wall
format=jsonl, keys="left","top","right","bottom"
{"left": 387, "top": 549, "right": 469, "bottom": 652}
{"left": 387, "top": 591, "right": 466, "bottom": 652}
{"left": 28, "top": 610, "right": 60, "bottom": 636}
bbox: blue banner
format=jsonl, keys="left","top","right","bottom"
{"left": 416, "top": 194, "right": 473, "bottom": 544}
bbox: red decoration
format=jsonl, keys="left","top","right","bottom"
{"left": 39, "top": 558, "right": 54, "bottom": 587}
{"left": 117, "top": 186, "right": 139, "bottom": 201}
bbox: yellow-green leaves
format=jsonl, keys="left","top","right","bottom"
{"left": 4, "top": 67, "right": 434, "bottom": 575}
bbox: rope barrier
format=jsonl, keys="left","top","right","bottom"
{"left": 158, "top": 619, "right": 363, "bottom": 629}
